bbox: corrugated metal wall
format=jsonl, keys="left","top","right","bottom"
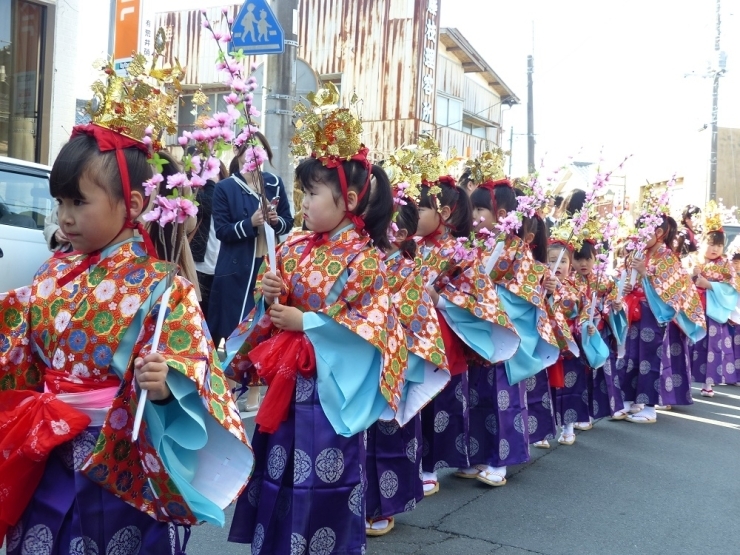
{"left": 297, "top": 0, "right": 426, "bottom": 155}
{"left": 155, "top": 1, "right": 507, "bottom": 159}
{"left": 156, "top": 6, "right": 259, "bottom": 87}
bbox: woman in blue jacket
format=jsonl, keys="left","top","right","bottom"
{"left": 207, "top": 132, "right": 294, "bottom": 347}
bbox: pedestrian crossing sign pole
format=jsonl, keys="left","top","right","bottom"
{"left": 230, "top": 0, "right": 285, "bottom": 55}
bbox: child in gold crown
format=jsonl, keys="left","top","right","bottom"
{"left": 225, "top": 86, "right": 406, "bottom": 555}
{"left": 690, "top": 204, "right": 740, "bottom": 392}
{"left": 0, "top": 54, "right": 252, "bottom": 553}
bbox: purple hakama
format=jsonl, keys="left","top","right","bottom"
{"left": 551, "top": 356, "right": 590, "bottom": 426}
{"left": 590, "top": 327, "right": 625, "bottom": 417}
{"left": 691, "top": 316, "right": 737, "bottom": 385}
{"left": 365, "top": 415, "right": 423, "bottom": 519}
{"left": 623, "top": 302, "right": 693, "bottom": 407}
{"left": 421, "top": 373, "right": 470, "bottom": 472}
{"left": 467, "top": 363, "right": 530, "bottom": 468}
{"left": 6, "top": 427, "right": 175, "bottom": 555}
{"left": 524, "top": 370, "right": 556, "bottom": 443}
{"left": 228, "top": 375, "right": 366, "bottom": 555}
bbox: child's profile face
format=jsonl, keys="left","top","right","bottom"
{"left": 416, "top": 206, "right": 441, "bottom": 238}
{"left": 703, "top": 240, "right": 724, "bottom": 261}
{"left": 572, "top": 255, "right": 595, "bottom": 276}
{"left": 472, "top": 206, "right": 495, "bottom": 233}
{"left": 56, "top": 174, "right": 127, "bottom": 254}
{"left": 301, "top": 179, "right": 345, "bottom": 234}
{"left": 548, "top": 247, "right": 571, "bottom": 277}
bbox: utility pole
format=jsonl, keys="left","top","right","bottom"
{"left": 508, "top": 126, "right": 514, "bottom": 176}
{"left": 264, "top": 0, "right": 299, "bottom": 210}
{"left": 709, "top": 0, "right": 722, "bottom": 201}
{"left": 527, "top": 55, "right": 535, "bottom": 174}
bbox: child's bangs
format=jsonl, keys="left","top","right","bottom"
{"left": 470, "top": 187, "right": 493, "bottom": 210}
{"left": 295, "top": 158, "right": 335, "bottom": 194}
{"left": 49, "top": 135, "right": 100, "bottom": 199}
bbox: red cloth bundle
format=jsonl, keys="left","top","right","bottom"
{"left": 436, "top": 309, "right": 468, "bottom": 376}
{"left": 624, "top": 289, "right": 646, "bottom": 325}
{"left": 0, "top": 390, "right": 91, "bottom": 544}
{"left": 548, "top": 357, "right": 565, "bottom": 388}
{"left": 249, "top": 331, "right": 316, "bottom": 434}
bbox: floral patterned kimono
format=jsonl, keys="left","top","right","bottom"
{"left": 225, "top": 225, "right": 407, "bottom": 555}
{"left": 419, "top": 232, "right": 519, "bottom": 473}
{"left": 691, "top": 257, "right": 740, "bottom": 386}
{"left": 0, "top": 238, "right": 252, "bottom": 555}
{"left": 623, "top": 245, "right": 706, "bottom": 406}
{"left": 468, "top": 235, "right": 559, "bottom": 466}
{"left": 574, "top": 272, "right": 628, "bottom": 417}
{"left": 548, "top": 274, "right": 595, "bottom": 428}
{"left": 365, "top": 250, "right": 449, "bottom": 520}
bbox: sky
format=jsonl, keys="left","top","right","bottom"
{"left": 77, "top": 0, "right": 740, "bottom": 193}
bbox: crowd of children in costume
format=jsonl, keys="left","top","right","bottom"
{"left": 2, "top": 50, "right": 739, "bottom": 555}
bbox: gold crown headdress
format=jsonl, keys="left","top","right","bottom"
{"left": 465, "top": 147, "right": 507, "bottom": 186}
{"left": 85, "top": 28, "right": 182, "bottom": 147}
{"left": 703, "top": 200, "right": 724, "bottom": 233}
{"left": 384, "top": 135, "right": 454, "bottom": 206}
{"left": 291, "top": 82, "right": 364, "bottom": 162}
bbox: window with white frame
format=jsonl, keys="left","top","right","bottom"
{"left": 436, "top": 94, "right": 462, "bottom": 131}
{"left": 462, "top": 118, "right": 488, "bottom": 139}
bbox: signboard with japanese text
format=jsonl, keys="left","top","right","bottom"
{"left": 418, "top": 0, "right": 441, "bottom": 130}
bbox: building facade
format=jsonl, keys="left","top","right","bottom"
{"left": 156, "top": 0, "right": 517, "bottom": 160}
{"left": 1, "top": 0, "right": 79, "bottom": 164}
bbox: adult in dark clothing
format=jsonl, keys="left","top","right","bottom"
{"left": 191, "top": 161, "right": 228, "bottom": 321}
{"left": 676, "top": 204, "right": 701, "bottom": 257}
{"left": 207, "top": 132, "right": 294, "bottom": 346}
{"left": 562, "top": 188, "right": 586, "bottom": 218}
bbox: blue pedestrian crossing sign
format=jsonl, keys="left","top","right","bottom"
{"left": 231, "top": 0, "right": 284, "bottom": 55}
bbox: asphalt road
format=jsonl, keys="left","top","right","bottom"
{"left": 186, "top": 384, "right": 740, "bottom": 555}
{"left": 3, "top": 385, "right": 738, "bottom": 555}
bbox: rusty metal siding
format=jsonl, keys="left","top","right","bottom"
{"left": 437, "top": 55, "right": 464, "bottom": 99}
{"left": 298, "top": 0, "right": 423, "bottom": 126}
{"left": 156, "top": 6, "right": 259, "bottom": 87}
{"left": 463, "top": 77, "right": 500, "bottom": 123}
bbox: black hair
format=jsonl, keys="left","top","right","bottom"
{"left": 418, "top": 182, "right": 472, "bottom": 238}
{"left": 458, "top": 169, "right": 474, "bottom": 193}
{"left": 470, "top": 183, "right": 518, "bottom": 216}
{"left": 574, "top": 241, "right": 597, "bottom": 260}
{"left": 295, "top": 157, "right": 394, "bottom": 251}
{"left": 682, "top": 205, "right": 701, "bottom": 225}
{"left": 705, "top": 230, "right": 726, "bottom": 247}
{"left": 229, "top": 131, "right": 273, "bottom": 175}
{"left": 394, "top": 199, "right": 419, "bottom": 259}
{"left": 637, "top": 214, "right": 678, "bottom": 251}
{"left": 525, "top": 214, "right": 548, "bottom": 263}
{"left": 563, "top": 189, "right": 587, "bottom": 217}
{"left": 733, "top": 253, "right": 740, "bottom": 261}
{"left": 50, "top": 133, "right": 150, "bottom": 201}
{"left": 553, "top": 195, "right": 564, "bottom": 209}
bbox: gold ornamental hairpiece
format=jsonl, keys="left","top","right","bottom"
{"left": 85, "top": 28, "right": 183, "bottom": 148}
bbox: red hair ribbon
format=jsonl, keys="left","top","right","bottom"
{"left": 583, "top": 238, "right": 597, "bottom": 246}
{"left": 548, "top": 238, "right": 573, "bottom": 251}
{"left": 315, "top": 145, "right": 372, "bottom": 233}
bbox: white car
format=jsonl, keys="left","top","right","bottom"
{"left": 0, "top": 156, "right": 54, "bottom": 292}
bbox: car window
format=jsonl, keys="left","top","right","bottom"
{"left": 0, "top": 168, "right": 53, "bottom": 230}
